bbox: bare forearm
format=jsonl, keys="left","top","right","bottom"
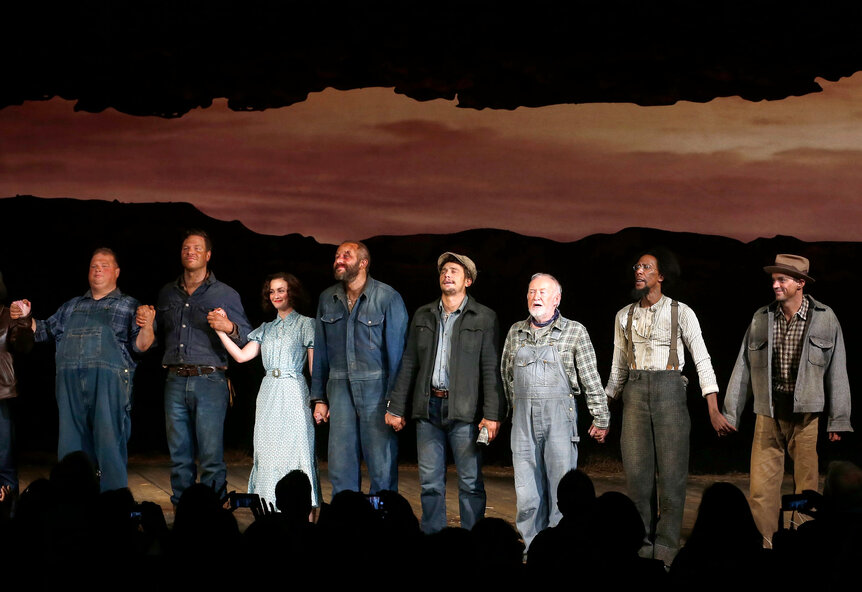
{"left": 217, "top": 331, "right": 259, "bottom": 363}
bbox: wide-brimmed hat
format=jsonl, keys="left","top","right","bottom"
{"left": 763, "top": 254, "right": 815, "bottom": 283}
{"left": 437, "top": 252, "right": 477, "bottom": 281}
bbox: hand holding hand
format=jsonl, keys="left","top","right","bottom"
{"left": 710, "top": 409, "right": 737, "bottom": 436}
{"left": 385, "top": 412, "right": 406, "bottom": 432}
{"left": 136, "top": 304, "right": 155, "bottom": 328}
{"left": 207, "top": 308, "right": 233, "bottom": 333}
{"left": 10, "top": 299, "right": 31, "bottom": 319}
{"left": 313, "top": 402, "right": 330, "bottom": 424}
{"left": 588, "top": 424, "right": 609, "bottom": 443}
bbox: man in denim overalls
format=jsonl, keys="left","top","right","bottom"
{"left": 18, "top": 248, "right": 155, "bottom": 491}
{"left": 502, "top": 273, "right": 609, "bottom": 550}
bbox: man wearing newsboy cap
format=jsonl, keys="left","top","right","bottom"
{"left": 386, "top": 252, "right": 506, "bottom": 532}
{"left": 721, "top": 254, "right": 852, "bottom": 546}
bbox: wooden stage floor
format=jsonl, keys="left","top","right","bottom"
{"left": 16, "top": 456, "right": 804, "bottom": 539}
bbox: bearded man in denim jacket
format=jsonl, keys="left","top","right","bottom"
{"left": 311, "top": 241, "right": 408, "bottom": 496}
{"left": 721, "top": 254, "right": 853, "bottom": 546}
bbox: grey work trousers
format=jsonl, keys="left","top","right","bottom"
{"left": 620, "top": 369, "right": 689, "bottom": 565}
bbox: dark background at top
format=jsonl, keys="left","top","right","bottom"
{"left": 5, "top": 3, "right": 862, "bottom": 116}
{"left": 1, "top": 196, "right": 858, "bottom": 473}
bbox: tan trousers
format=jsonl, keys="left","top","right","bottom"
{"left": 749, "top": 412, "right": 819, "bottom": 546}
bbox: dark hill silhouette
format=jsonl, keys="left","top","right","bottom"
{"left": 1, "top": 196, "right": 857, "bottom": 472}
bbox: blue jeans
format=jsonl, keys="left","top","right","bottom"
{"left": 327, "top": 378, "right": 397, "bottom": 496}
{"left": 511, "top": 396, "right": 579, "bottom": 549}
{"left": 164, "top": 371, "right": 229, "bottom": 505}
{"left": 620, "top": 370, "right": 689, "bottom": 564}
{"left": 416, "top": 396, "right": 484, "bottom": 533}
{"left": 0, "top": 399, "right": 16, "bottom": 490}
{"left": 56, "top": 366, "right": 133, "bottom": 492}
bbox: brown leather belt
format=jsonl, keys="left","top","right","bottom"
{"left": 166, "top": 365, "right": 223, "bottom": 377}
{"left": 430, "top": 388, "right": 449, "bottom": 399}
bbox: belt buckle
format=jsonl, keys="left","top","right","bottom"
{"left": 272, "top": 368, "right": 281, "bottom": 378}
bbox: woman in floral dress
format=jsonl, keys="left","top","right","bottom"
{"left": 215, "top": 272, "right": 323, "bottom": 509}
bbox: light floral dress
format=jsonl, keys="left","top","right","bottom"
{"left": 247, "top": 311, "right": 320, "bottom": 507}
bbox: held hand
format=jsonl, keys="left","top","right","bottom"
{"left": 828, "top": 432, "right": 842, "bottom": 442}
{"left": 10, "top": 299, "right": 31, "bottom": 319}
{"left": 385, "top": 412, "right": 406, "bottom": 432}
{"left": 136, "top": 304, "right": 155, "bottom": 328}
{"left": 207, "top": 308, "right": 233, "bottom": 332}
{"left": 313, "top": 402, "right": 330, "bottom": 424}
{"left": 588, "top": 424, "right": 609, "bottom": 443}
{"left": 709, "top": 409, "right": 737, "bottom": 437}
{"left": 478, "top": 419, "right": 501, "bottom": 442}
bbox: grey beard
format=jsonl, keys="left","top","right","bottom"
{"left": 631, "top": 286, "right": 650, "bottom": 301}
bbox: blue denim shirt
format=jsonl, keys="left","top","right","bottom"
{"left": 34, "top": 288, "right": 143, "bottom": 369}
{"left": 156, "top": 272, "right": 251, "bottom": 367}
{"left": 311, "top": 277, "right": 408, "bottom": 403}
{"left": 432, "top": 295, "right": 468, "bottom": 390}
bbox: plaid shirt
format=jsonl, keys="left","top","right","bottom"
{"left": 502, "top": 313, "right": 609, "bottom": 429}
{"left": 35, "top": 288, "right": 143, "bottom": 368}
{"left": 772, "top": 296, "right": 809, "bottom": 394}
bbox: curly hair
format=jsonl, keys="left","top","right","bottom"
{"left": 261, "top": 272, "right": 308, "bottom": 313}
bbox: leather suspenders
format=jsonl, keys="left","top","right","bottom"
{"left": 625, "top": 299, "right": 679, "bottom": 370}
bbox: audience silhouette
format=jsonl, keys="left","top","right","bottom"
{"left": 2, "top": 453, "right": 860, "bottom": 591}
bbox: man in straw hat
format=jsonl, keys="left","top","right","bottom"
{"left": 722, "top": 254, "right": 852, "bottom": 546}
{"left": 386, "top": 252, "right": 506, "bottom": 532}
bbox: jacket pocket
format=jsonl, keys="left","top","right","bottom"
{"left": 460, "top": 327, "right": 482, "bottom": 352}
{"left": 807, "top": 335, "right": 834, "bottom": 367}
{"left": 748, "top": 339, "right": 768, "bottom": 368}
{"left": 357, "top": 312, "right": 384, "bottom": 350}
{"left": 320, "top": 311, "right": 344, "bottom": 325}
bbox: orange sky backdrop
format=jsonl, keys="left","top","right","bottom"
{"left": 2, "top": 72, "right": 862, "bottom": 244}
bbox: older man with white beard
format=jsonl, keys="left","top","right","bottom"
{"left": 501, "top": 273, "right": 609, "bottom": 550}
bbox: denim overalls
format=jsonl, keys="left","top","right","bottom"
{"left": 511, "top": 333, "right": 579, "bottom": 549}
{"left": 55, "top": 302, "right": 132, "bottom": 491}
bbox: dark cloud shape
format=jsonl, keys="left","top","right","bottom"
{"left": 4, "top": 3, "right": 862, "bottom": 117}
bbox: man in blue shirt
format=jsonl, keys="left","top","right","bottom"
{"left": 311, "top": 241, "right": 408, "bottom": 495}
{"left": 14, "top": 248, "right": 154, "bottom": 491}
{"left": 148, "top": 230, "right": 251, "bottom": 504}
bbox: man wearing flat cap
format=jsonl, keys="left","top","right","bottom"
{"left": 386, "top": 252, "right": 506, "bottom": 532}
{"left": 722, "top": 254, "right": 852, "bottom": 546}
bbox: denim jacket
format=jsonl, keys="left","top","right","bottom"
{"left": 310, "top": 277, "right": 408, "bottom": 404}
{"left": 723, "top": 295, "right": 852, "bottom": 432}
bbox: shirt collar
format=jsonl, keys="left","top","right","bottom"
{"left": 272, "top": 309, "right": 298, "bottom": 327}
{"left": 774, "top": 295, "right": 809, "bottom": 321}
{"left": 439, "top": 294, "right": 468, "bottom": 317}
{"left": 334, "top": 276, "right": 372, "bottom": 302}
{"left": 175, "top": 270, "right": 215, "bottom": 290}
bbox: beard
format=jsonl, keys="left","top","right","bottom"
{"left": 529, "top": 304, "right": 550, "bottom": 320}
{"left": 631, "top": 286, "right": 650, "bottom": 301}
{"left": 334, "top": 260, "right": 361, "bottom": 283}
